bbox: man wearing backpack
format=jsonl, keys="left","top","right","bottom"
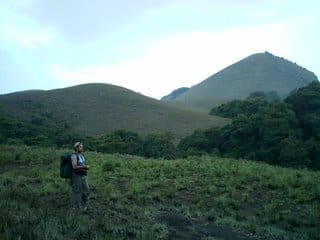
{"left": 71, "top": 142, "right": 90, "bottom": 210}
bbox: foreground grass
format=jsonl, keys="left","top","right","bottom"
{"left": 0, "top": 144, "right": 319, "bottom": 239}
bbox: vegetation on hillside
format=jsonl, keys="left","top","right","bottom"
{"left": 0, "top": 83, "right": 228, "bottom": 138}
{"left": 188, "top": 81, "right": 320, "bottom": 170}
{"left": 169, "top": 52, "right": 317, "bottom": 111}
{"left": 1, "top": 82, "right": 319, "bottom": 170}
{"left": 209, "top": 91, "right": 280, "bottom": 118}
{"left": 1, "top": 145, "right": 319, "bottom": 239}
{"left": 0, "top": 113, "right": 95, "bottom": 149}
{"left": 161, "top": 87, "right": 190, "bottom": 101}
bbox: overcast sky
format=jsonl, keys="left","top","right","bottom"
{"left": 0, "top": 0, "right": 319, "bottom": 99}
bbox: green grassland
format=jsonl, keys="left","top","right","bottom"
{"left": 1, "top": 145, "right": 319, "bottom": 239}
{"left": 170, "top": 52, "right": 317, "bottom": 111}
{"left": 0, "top": 83, "right": 228, "bottom": 139}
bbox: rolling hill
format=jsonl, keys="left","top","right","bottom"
{"left": 0, "top": 83, "right": 228, "bottom": 138}
{"left": 165, "top": 52, "right": 318, "bottom": 111}
{"left": 161, "top": 87, "right": 189, "bottom": 101}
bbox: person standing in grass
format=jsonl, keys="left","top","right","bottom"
{"left": 71, "top": 142, "right": 90, "bottom": 210}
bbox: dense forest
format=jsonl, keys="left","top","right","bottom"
{"left": 1, "top": 81, "right": 319, "bottom": 170}
{"left": 186, "top": 81, "right": 320, "bottom": 170}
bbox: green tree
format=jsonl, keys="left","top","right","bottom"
{"left": 278, "top": 136, "right": 310, "bottom": 168}
{"left": 142, "top": 133, "right": 177, "bottom": 159}
{"left": 210, "top": 100, "right": 243, "bottom": 118}
{"left": 219, "top": 114, "right": 258, "bottom": 158}
{"left": 96, "top": 129, "right": 143, "bottom": 155}
{"left": 178, "top": 129, "right": 210, "bottom": 156}
{"left": 209, "top": 97, "right": 269, "bottom": 118}
{"left": 285, "top": 81, "right": 320, "bottom": 140}
{"left": 180, "top": 82, "right": 320, "bottom": 170}
{"left": 255, "top": 101, "right": 299, "bottom": 163}
{"left": 305, "top": 138, "right": 320, "bottom": 170}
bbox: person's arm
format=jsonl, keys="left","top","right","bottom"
{"left": 71, "top": 154, "right": 90, "bottom": 170}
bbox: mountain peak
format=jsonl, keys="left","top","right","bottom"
{"left": 166, "top": 52, "right": 318, "bottom": 111}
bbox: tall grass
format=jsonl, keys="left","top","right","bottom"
{"left": 0, "top": 144, "right": 319, "bottom": 239}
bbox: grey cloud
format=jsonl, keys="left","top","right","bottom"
{"left": 17, "top": 0, "right": 171, "bottom": 43}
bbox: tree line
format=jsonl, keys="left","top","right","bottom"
{"left": 0, "top": 81, "right": 319, "bottom": 170}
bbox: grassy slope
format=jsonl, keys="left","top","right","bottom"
{"left": 1, "top": 145, "right": 319, "bottom": 240}
{"left": 0, "top": 83, "right": 228, "bottom": 138}
{"left": 171, "top": 52, "right": 317, "bottom": 111}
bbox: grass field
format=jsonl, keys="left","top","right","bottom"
{"left": 1, "top": 145, "right": 319, "bottom": 239}
{"left": 170, "top": 53, "right": 317, "bottom": 111}
{"left": 0, "top": 83, "right": 229, "bottom": 139}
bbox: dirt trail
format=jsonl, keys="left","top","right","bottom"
{"left": 157, "top": 212, "right": 260, "bottom": 240}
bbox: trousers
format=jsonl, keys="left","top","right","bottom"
{"left": 71, "top": 174, "right": 90, "bottom": 209}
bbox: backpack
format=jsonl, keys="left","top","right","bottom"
{"left": 60, "top": 153, "right": 73, "bottom": 178}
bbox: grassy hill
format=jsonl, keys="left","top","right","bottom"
{"left": 168, "top": 52, "right": 318, "bottom": 111}
{"left": 161, "top": 87, "right": 189, "bottom": 101}
{"left": 0, "top": 83, "right": 228, "bottom": 139}
{"left": 1, "top": 145, "right": 319, "bottom": 239}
